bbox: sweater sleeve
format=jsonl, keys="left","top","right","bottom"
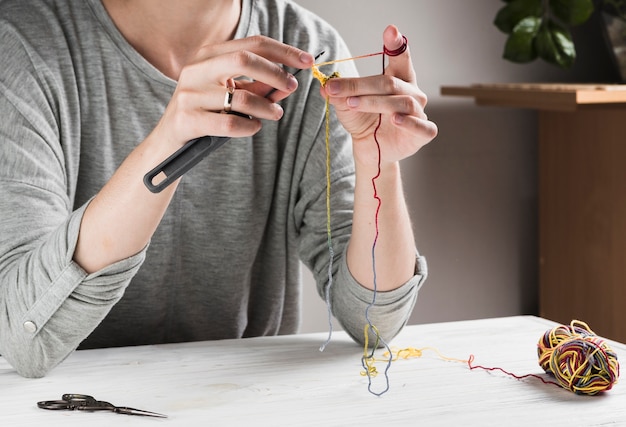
{"left": 0, "top": 25, "right": 146, "bottom": 378}
{"left": 332, "top": 249, "right": 427, "bottom": 345}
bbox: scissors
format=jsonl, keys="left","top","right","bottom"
{"left": 143, "top": 50, "right": 325, "bottom": 193}
{"left": 37, "top": 393, "right": 167, "bottom": 418}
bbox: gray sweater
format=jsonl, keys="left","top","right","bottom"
{"left": 0, "top": 0, "right": 427, "bottom": 378}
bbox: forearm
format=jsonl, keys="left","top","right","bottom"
{"left": 73, "top": 134, "right": 178, "bottom": 273}
{"left": 347, "top": 160, "right": 416, "bottom": 291}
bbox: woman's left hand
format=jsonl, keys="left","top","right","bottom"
{"left": 320, "top": 25, "right": 438, "bottom": 168}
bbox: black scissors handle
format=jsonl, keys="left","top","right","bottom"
{"left": 143, "top": 51, "right": 325, "bottom": 193}
{"left": 37, "top": 393, "right": 95, "bottom": 410}
{"left": 37, "top": 400, "right": 77, "bottom": 410}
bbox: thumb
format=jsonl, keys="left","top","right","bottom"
{"left": 383, "top": 25, "right": 415, "bottom": 83}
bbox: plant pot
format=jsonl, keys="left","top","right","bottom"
{"left": 601, "top": 12, "right": 626, "bottom": 82}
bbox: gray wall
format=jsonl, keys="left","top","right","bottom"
{"left": 295, "top": 0, "right": 618, "bottom": 332}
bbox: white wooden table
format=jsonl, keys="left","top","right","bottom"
{"left": 1, "top": 316, "right": 624, "bottom": 426}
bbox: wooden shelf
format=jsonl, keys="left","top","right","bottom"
{"left": 441, "top": 83, "right": 626, "bottom": 343}
{"left": 441, "top": 83, "right": 626, "bottom": 111}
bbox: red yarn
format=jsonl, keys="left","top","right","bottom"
{"left": 383, "top": 35, "right": 408, "bottom": 57}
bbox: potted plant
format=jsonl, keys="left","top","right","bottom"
{"left": 495, "top": 0, "right": 626, "bottom": 79}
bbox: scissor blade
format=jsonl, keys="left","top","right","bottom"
{"left": 116, "top": 406, "right": 168, "bottom": 418}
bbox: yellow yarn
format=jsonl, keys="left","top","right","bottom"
{"left": 311, "top": 66, "right": 391, "bottom": 386}
{"left": 314, "top": 65, "right": 341, "bottom": 353}
{"left": 361, "top": 324, "right": 383, "bottom": 377}
{"left": 310, "top": 66, "right": 341, "bottom": 237}
{"left": 311, "top": 66, "right": 340, "bottom": 87}
{"left": 311, "top": 65, "right": 341, "bottom": 232}
{"left": 361, "top": 345, "right": 469, "bottom": 378}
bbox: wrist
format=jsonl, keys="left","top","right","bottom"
{"left": 354, "top": 157, "right": 401, "bottom": 182}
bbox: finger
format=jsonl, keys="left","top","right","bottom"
{"left": 206, "top": 113, "right": 263, "bottom": 138}
{"left": 167, "top": 105, "right": 263, "bottom": 143}
{"left": 382, "top": 25, "right": 416, "bottom": 84}
{"left": 190, "top": 35, "right": 313, "bottom": 95}
{"left": 198, "top": 35, "right": 315, "bottom": 71}
{"left": 323, "top": 75, "right": 427, "bottom": 108}
{"left": 164, "top": 86, "right": 262, "bottom": 143}
{"left": 339, "top": 94, "right": 428, "bottom": 120}
{"left": 176, "top": 82, "right": 284, "bottom": 122}
{"left": 236, "top": 79, "right": 290, "bottom": 103}
{"left": 392, "top": 114, "right": 439, "bottom": 141}
{"left": 182, "top": 50, "right": 300, "bottom": 96}
{"left": 228, "top": 84, "right": 284, "bottom": 120}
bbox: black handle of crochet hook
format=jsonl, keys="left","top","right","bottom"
{"left": 143, "top": 134, "right": 232, "bottom": 193}
{"left": 143, "top": 110, "right": 252, "bottom": 193}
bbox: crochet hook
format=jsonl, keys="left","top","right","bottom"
{"left": 143, "top": 51, "right": 325, "bottom": 193}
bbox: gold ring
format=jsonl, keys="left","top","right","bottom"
{"left": 223, "top": 86, "right": 235, "bottom": 113}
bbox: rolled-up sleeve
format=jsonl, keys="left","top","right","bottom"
{"left": 332, "top": 251, "right": 427, "bottom": 345}
{"left": 0, "top": 195, "right": 146, "bottom": 378}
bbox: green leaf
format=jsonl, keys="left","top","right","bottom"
{"left": 503, "top": 16, "right": 542, "bottom": 63}
{"left": 494, "top": 0, "right": 543, "bottom": 34}
{"left": 535, "top": 20, "right": 576, "bottom": 68}
{"left": 549, "top": 0, "right": 594, "bottom": 26}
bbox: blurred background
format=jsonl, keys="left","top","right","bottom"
{"left": 293, "top": 0, "right": 620, "bottom": 332}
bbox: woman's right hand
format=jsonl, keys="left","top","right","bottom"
{"left": 151, "top": 35, "right": 315, "bottom": 152}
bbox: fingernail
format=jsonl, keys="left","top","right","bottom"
{"left": 300, "top": 52, "right": 314, "bottom": 65}
{"left": 347, "top": 96, "right": 360, "bottom": 107}
{"left": 326, "top": 80, "right": 340, "bottom": 95}
{"left": 394, "top": 113, "right": 406, "bottom": 125}
{"left": 394, "top": 34, "right": 404, "bottom": 48}
{"left": 286, "top": 75, "right": 298, "bottom": 90}
{"left": 274, "top": 104, "right": 284, "bottom": 119}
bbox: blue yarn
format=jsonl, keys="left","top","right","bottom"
{"left": 362, "top": 236, "right": 393, "bottom": 396}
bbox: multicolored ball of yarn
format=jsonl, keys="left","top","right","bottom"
{"left": 537, "top": 320, "right": 620, "bottom": 395}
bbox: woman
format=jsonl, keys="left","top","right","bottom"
{"left": 0, "top": 0, "right": 437, "bottom": 377}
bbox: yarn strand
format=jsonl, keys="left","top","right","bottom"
{"left": 360, "top": 110, "right": 394, "bottom": 396}
{"left": 376, "top": 320, "right": 619, "bottom": 396}
{"left": 312, "top": 37, "right": 410, "bottom": 396}
{"left": 313, "top": 51, "right": 385, "bottom": 68}
{"left": 361, "top": 37, "right": 409, "bottom": 396}
{"left": 319, "top": 92, "right": 334, "bottom": 352}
